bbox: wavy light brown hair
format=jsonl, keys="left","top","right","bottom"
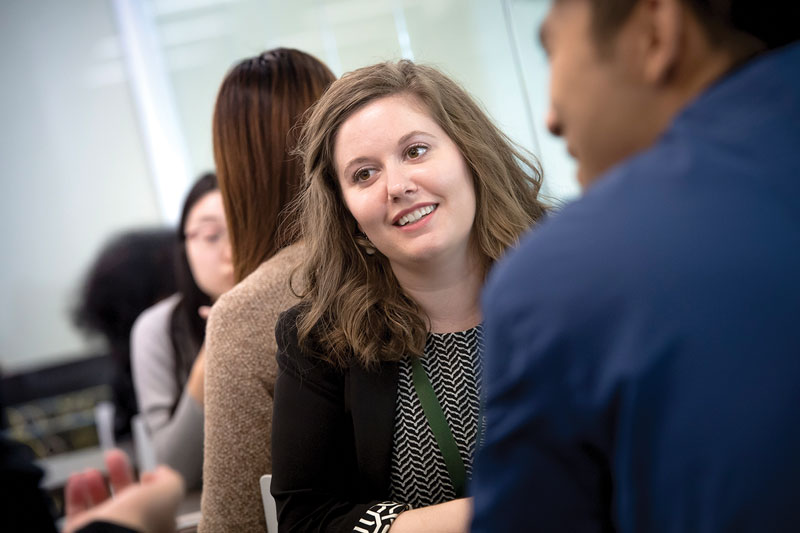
{"left": 212, "top": 48, "right": 335, "bottom": 282}
{"left": 293, "top": 60, "right": 548, "bottom": 368}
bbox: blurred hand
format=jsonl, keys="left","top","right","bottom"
{"left": 186, "top": 344, "right": 206, "bottom": 406}
{"left": 186, "top": 305, "right": 211, "bottom": 405}
{"left": 388, "top": 497, "right": 472, "bottom": 533}
{"left": 63, "top": 449, "right": 184, "bottom": 533}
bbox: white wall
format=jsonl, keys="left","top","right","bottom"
{"left": 0, "top": 0, "right": 161, "bottom": 372}
{"left": 0, "top": 0, "right": 576, "bottom": 373}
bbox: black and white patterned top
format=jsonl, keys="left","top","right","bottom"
{"left": 354, "top": 326, "right": 483, "bottom": 533}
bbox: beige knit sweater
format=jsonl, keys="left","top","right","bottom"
{"left": 199, "top": 243, "right": 304, "bottom": 533}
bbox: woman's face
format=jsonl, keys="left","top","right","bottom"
{"left": 333, "top": 93, "right": 477, "bottom": 272}
{"left": 184, "top": 190, "right": 235, "bottom": 300}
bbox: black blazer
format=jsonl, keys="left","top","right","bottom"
{"left": 271, "top": 305, "right": 400, "bottom": 532}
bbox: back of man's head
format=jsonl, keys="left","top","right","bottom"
{"left": 589, "top": 1, "right": 800, "bottom": 53}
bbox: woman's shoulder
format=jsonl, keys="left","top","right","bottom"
{"left": 251, "top": 242, "right": 306, "bottom": 283}
{"left": 274, "top": 304, "right": 352, "bottom": 398}
{"left": 275, "top": 303, "right": 306, "bottom": 354}
{"left": 275, "top": 304, "right": 333, "bottom": 367}
{"left": 132, "top": 293, "right": 181, "bottom": 336}
{"left": 130, "top": 294, "right": 181, "bottom": 369}
{"left": 211, "top": 243, "right": 305, "bottom": 323}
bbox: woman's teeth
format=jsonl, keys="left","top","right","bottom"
{"left": 397, "top": 205, "right": 437, "bottom": 226}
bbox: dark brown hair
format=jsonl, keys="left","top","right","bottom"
{"left": 294, "top": 60, "right": 548, "bottom": 368}
{"left": 170, "top": 172, "right": 217, "bottom": 402}
{"left": 212, "top": 48, "right": 335, "bottom": 282}
{"left": 586, "top": 0, "right": 799, "bottom": 52}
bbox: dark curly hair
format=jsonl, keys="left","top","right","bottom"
{"left": 73, "top": 228, "right": 177, "bottom": 436}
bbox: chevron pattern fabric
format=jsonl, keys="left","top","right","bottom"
{"left": 388, "top": 325, "right": 483, "bottom": 509}
{"left": 354, "top": 502, "right": 410, "bottom": 533}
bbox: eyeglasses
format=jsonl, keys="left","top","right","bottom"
{"left": 184, "top": 225, "right": 229, "bottom": 247}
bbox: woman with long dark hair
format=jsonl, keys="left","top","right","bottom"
{"left": 131, "top": 172, "right": 234, "bottom": 490}
{"left": 199, "top": 48, "right": 335, "bottom": 532}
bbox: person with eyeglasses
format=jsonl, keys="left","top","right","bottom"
{"left": 131, "top": 172, "right": 234, "bottom": 490}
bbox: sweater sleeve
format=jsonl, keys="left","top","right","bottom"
{"left": 130, "top": 295, "right": 204, "bottom": 489}
{"left": 199, "top": 265, "right": 295, "bottom": 533}
{"left": 271, "top": 307, "right": 385, "bottom": 533}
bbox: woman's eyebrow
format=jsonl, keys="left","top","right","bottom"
{"left": 188, "top": 216, "right": 224, "bottom": 227}
{"left": 341, "top": 156, "right": 371, "bottom": 177}
{"left": 397, "top": 130, "right": 434, "bottom": 146}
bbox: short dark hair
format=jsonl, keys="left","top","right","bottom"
{"left": 589, "top": 0, "right": 800, "bottom": 51}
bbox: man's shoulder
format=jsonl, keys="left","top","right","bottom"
{"left": 492, "top": 173, "right": 639, "bottom": 282}
{"left": 485, "top": 145, "right": 690, "bottom": 321}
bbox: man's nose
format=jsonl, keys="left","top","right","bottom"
{"left": 546, "top": 107, "right": 563, "bottom": 137}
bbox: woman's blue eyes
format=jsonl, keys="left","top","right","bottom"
{"left": 351, "top": 144, "right": 429, "bottom": 182}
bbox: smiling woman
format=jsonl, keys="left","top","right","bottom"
{"left": 334, "top": 93, "right": 477, "bottom": 276}
{"left": 295, "top": 61, "right": 548, "bottom": 369}
{"left": 270, "top": 60, "right": 549, "bottom": 533}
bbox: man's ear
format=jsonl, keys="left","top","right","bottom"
{"left": 641, "top": 0, "right": 684, "bottom": 85}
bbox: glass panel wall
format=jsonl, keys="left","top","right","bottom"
{"left": 1, "top": 0, "right": 576, "bottom": 373}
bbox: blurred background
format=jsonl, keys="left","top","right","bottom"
{"left": 0, "top": 0, "right": 576, "bottom": 464}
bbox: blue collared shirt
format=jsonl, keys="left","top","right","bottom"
{"left": 472, "top": 42, "right": 800, "bottom": 533}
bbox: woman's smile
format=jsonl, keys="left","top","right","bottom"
{"left": 393, "top": 203, "right": 438, "bottom": 227}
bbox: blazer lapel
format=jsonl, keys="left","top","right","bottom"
{"left": 348, "top": 360, "right": 399, "bottom": 498}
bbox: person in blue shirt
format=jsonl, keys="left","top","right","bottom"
{"left": 471, "top": 1, "right": 800, "bottom": 532}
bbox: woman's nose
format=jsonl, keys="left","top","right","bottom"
{"left": 221, "top": 237, "right": 233, "bottom": 262}
{"left": 387, "top": 168, "right": 417, "bottom": 200}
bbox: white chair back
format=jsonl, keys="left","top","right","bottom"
{"left": 131, "top": 414, "right": 157, "bottom": 473}
{"left": 94, "top": 401, "right": 116, "bottom": 450}
{"left": 260, "top": 474, "right": 279, "bottom": 533}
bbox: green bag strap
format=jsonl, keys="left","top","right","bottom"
{"left": 410, "top": 356, "right": 467, "bottom": 498}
